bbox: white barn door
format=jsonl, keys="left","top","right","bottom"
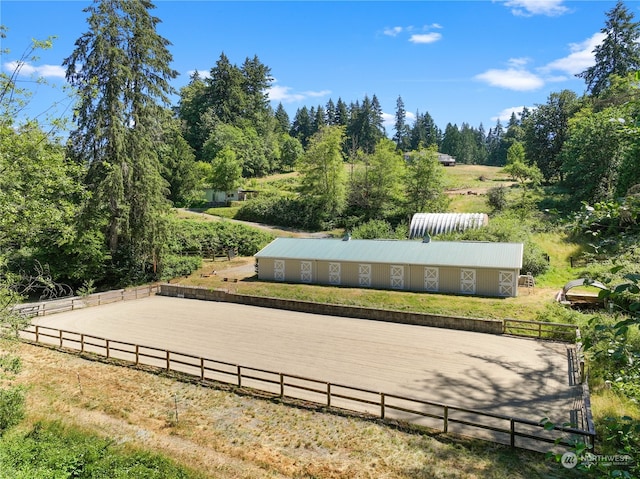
{"left": 460, "top": 269, "right": 476, "bottom": 294}
{"left": 358, "top": 264, "right": 371, "bottom": 287}
{"left": 274, "top": 260, "right": 285, "bottom": 281}
{"left": 424, "top": 267, "right": 439, "bottom": 292}
{"left": 498, "top": 270, "right": 515, "bottom": 296}
{"left": 300, "top": 261, "right": 312, "bottom": 283}
{"left": 390, "top": 265, "right": 404, "bottom": 289}
{"left": 329, "top": 262, "right": 341, "bottom": 285}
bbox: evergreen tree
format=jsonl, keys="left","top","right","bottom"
{"left": 440, "top": 123, "right": 461, "bottom": 158}
{"left": 393, "top": 95, "right": 409, "bottom": 150}
{"left": 409, "top": 111, "right": 440, "bottom": 150}
{"left": 290, "top": 106, "right": 313, "bottom": 148}
{"left": 176, "top": 72, "right": 211, "bottom": 160}
{"left": 313, "top": 105, "right": 327, "bottom": 133}
{"left": 347, "top": 95, "right": 384, "bottom": 154}
{"left": 64, "top": 0, "right": 177, "bottom": 280}
{"left": 240, "top": 54, "right": 273, "bottom": 124}
{"left": 578, "top": 1, "right": 640, "bottom": 96}
{"left": 207, "top": 52, "right": 245, "bottom": 124}
{"left": 486, "top": 119, "right": 507, "bottom": 166}
{"left": 274, "top": 103, "right": 290, "bottom": 133}
{"left": 325, "top": 98, "right": 336, "bottom": 125}
{"left": 158, "top": 117, "right": 198, "bottom": 207}
{"left": 334, "top": 98, "right": 349, "bottom": 126}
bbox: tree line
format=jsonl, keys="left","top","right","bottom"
{"left": 1, "top": 0, "right": 640, "bottom": 291}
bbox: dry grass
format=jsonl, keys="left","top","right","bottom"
{"left": 15, "top": 342, "right": 569, "bottom": 478}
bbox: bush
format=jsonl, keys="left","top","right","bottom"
{"left": 160, "top": 255, "right": 202, "bottom": 281}
{"left": 487, "top": 186, "right": 508, "bottom": 212}
{"left": 0, "top": 386, "right": 24, "bottom": 435}
{"left": 166, "top": 217, "right": 274, "bottom": 257}
{"left": 522, "top": 240, "right": 550, "bottom": 276}
{"left": 235, "top": 195, "right": 324, "bottom": 230}
{"left": 350, "top": 219, "right": 407, "bottom": 240}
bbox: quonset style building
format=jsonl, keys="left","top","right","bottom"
{"left": 409, "top": 213, "right": 489, "bottom": 238}
{"left": 254, "top": 237, "right": 524, "bottom": 297}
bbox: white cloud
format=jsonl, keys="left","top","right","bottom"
{"left": 409, "top": 32, "right": 442, "bottom": 44}
{"left": 503, "top": 0, "right": 569, "bottom": 17}
{"left": 383, "top": 26, "right": 403, "bottom": 37}
{"left": 475, "top": 67, "right": 544, "bottom": 91}
{"left": 186, "top": 69, "right": 210, "bottom": 79}
{"left": 382, "top": 112, "right": 395, "bottom": 130}
{"left": 541, "top": 32, "right": 605, "bottom": 76}
{"left": 491, "top": 106, "right": 528, "bottom": 124}
{"left": 4, "top": 61, "right": 65, "bottom": 78}
{"left": 268, "top": 83, "right": 331, "bottom": 103}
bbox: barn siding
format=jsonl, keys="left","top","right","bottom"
{"left": 256, "top": 258, "right": 520, "bottom": 297}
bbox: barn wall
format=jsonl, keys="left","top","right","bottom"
{"left": 256, "top": 258, "right": 519, "bottom": 297}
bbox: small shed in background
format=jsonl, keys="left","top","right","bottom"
{"left": 254, "top": 237, "right": 523, "bottom": 297}
{"left": 409, "top": 213, "right": 489, "bottom": 238}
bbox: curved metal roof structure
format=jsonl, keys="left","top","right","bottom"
{"left": 562, "top": 279, "right": 609, "bottom": 295}
{"left": 409, "top": 213, "right": 489, "bottom": 238}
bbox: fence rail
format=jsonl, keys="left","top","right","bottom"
{"left": 13, "top": 284, "right": 158, "bottom": 318}
{"left": 19, "top": 324, "right": 595, "bottom": 452}
{"left": 503, "top": 318, "right": 577, "bottom": 340}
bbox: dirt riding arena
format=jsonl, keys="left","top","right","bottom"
{"left": 30, "top": 295, "right": 583, "bottom": 449}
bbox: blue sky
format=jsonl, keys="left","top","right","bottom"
{"left": 0, "top": 0, "right": 623, "bottom": 133}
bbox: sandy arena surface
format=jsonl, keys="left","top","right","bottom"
{"left": 30, "top": 295, "right": 582, "bottom": 447}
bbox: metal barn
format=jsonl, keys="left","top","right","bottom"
{"left": 254, "top": 237, "right": 523, "bottom": 297}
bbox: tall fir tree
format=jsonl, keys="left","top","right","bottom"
{"left": 578, "top": 0, "right": 640, "bottom": 96}
{"left": 393, "top": 95, "right": 410, "bottom": 151}
{"left": 64, "top": 0, "right": 177, "bottom": 280}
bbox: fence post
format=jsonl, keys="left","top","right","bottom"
{"left": 135, "top": 345, "right": 140, "bottom": 365}
{"left": 35, "top": 325, "right": 39, "bottom": 343}
{"left": 443, "top": 406, "right": 449, "bottom": 433}
{"left": 71, "top": 299, "right": 75, "bottom": 311}
{"left": 510, "top": 419, "right": 515, "bottom": 448}
{"left": 380, "top": 393, "right": 385, "bottom": 419}
{"left": 106, "top": 340, "right": 110, "bottom": 359}
{"left": 59, "top": 330, "right": 63, "bottom": 348}
{"left": 81, "top": 334, "right": 84, "bottom": 353}
{"left": 538, "top": 323, "right": 542, "bottom": 339}
{"left": 279, "top": 373, "right": 284, "bottom": 398}
{"left": 237, "top": 365, "right": 242, "bottom": 387}
{"left": 200, "top": 358, "right": 204, "bottom": 381}
{"left": 166, "top": 351, "right": 170, "bottom": 371}
{"left": 327, "top": 383, "right": 331, "bottom": 408}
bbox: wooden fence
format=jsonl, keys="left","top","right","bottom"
{"left": 19, "top": 324, "right": 595, "bottom": 452}
{"left": 13, "top": 285, "right": 158, "bottom": 318}
{"left": 503, "top": 318, "right": 577, "bottom": 341}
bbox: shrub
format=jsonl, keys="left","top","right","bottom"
{"left": 350, "top": 219, "right": 407, "bottom": 240}
{"left": 487, "top": 186, "right": 508, "bottom": 212}
{"left": 0, "top": 386, "right": 25, "bottom": 435}
{"left": 160, "top": 255, "right": 202, "bottom": 281}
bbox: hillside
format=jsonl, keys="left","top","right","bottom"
{"left": 12, "top": 343, "right": 571, "bottom": 478}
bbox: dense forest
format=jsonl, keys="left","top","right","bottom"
{"left": 1, "top": 1, "right": 639, "bottom": 291}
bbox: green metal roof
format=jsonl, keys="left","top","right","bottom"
{"left": 255, "top": 238, "right": 523, "bottom": 269}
